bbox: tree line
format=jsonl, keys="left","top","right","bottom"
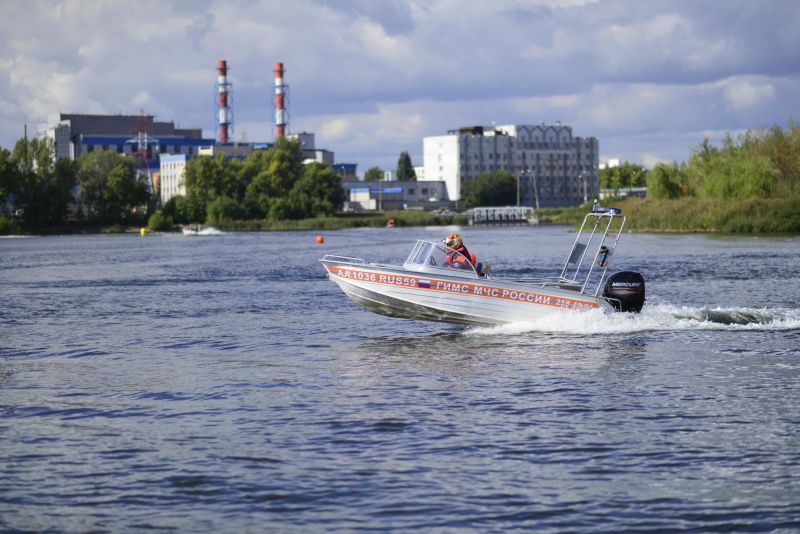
{"left": 363, "top": 151, "right": 417, "bottom": 182}
{"left": 646, "top": 119, "right": 800, "bottom": 200}
{"left": 600, "top": 161, "right": 648, "bottom": 193}
{"left": 0, "top": 135, "right": 345, "bottom": 232}
{"left": 158, "top": 137, "right": 343, "bottom": 229}
{"left": 0, "top": 136, "right": 150, "bottom": 231}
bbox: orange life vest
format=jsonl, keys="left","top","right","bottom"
{"left": 447, "top": 246, "right": 477, "bottom": 268}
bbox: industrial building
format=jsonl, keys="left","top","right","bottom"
{"left": 35, "top": 60, "right": 599, "bottom": 214}
{"left": 37, "top": 60, "right": 360, "bottom": 207}
{"left": 421, "top": 123, "right": 599, "bottom": 208}
{"left": 342, "top": 179, "right": 449, "bottom": 212}
{"left": 43, "top": 112, "right": 213, "bottom": 163}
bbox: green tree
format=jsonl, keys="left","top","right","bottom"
{"left": 364, "top": 166, "right": 383, "bottom": 182}
{"left": 207, "top": 195, "right": 245, "bottom": 222}
{"left": 397, "top": 151, "right": 416, "bottom": 181}
{"left": 163, "top": 195, "right": 207, "bottom": 224}
{"left": 147, "top": 211, "right": 174, "bottom": 232}
{"left": 287, "top": 161, "right": 344, "bottom": 218}
{"left": 11, "top": 137, "right": 77, "bottom": 227}
{"left": 0, "top": 147, "right": 16, "bottom": 205}
{"left": 736, "top": 119, "right": 800, "bottom": 196}
{"left": 646, "top": 163, "right": 689, "bottom": 199}
{"left": 184, "top": 153, "right": 235, "bottom": 203}
{"left": 244, "top": 137, "right": 305, "bottom": 218}
{"left": 463, "top": 171, "right": 517, "bottom": 207}
{"left": 77, "top": 150, "right": 149, "bottom": 224}
{"left": 685, "top": 133, "right": 780, "bottom": 200}
{"left": 600, "top": 161, "right": 648, "bottom": 192}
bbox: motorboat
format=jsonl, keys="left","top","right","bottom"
{"left": 181, "top": 225, "right": 224, "bottom": 236}
{"left": 320, "top": 204, "right": 645, "bottom": 325}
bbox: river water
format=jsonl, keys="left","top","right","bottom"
{"left": 1, "top": 224, "right": 799, "bottom": 533}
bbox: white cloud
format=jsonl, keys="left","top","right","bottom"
{"left": 319, "top": 118, "right": 355, "bottom": 142}
{"left": 0, "top": 0, "right": 798, "bottom": 173}
{"left": 723, "top": 79, "right": 776, "bottom": 110}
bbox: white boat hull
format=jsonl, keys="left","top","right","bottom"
{"left": 322, "top": 262, "right": 613, "bottom": 325}
{"left": 320, "top": 207, "right": 644, "bottom": 326}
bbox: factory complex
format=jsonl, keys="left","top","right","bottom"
{"left": 37, "top": 61, "right": 599, "bottom": 212}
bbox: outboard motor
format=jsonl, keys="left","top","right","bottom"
{"left": 603, "top": 271, "right": 646, "bottom": 313}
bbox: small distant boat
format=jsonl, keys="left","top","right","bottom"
{"left": 182, "top": 225, "right": 224, "bottom": 236}
{"left": 320, "top": 203, "right": 645, "bottom": 325}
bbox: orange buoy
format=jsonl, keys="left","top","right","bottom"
{"left": 316, "top": 235, "right": 324, "bottom": 244}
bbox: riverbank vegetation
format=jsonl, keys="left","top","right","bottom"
{"left": 535, "top": 196, "right": 800, "bottom": 233}
{"left": 1, "top": 119, "right": 799, "bottom": 235}
{"left": 592, "top": 118, "right": 800, "bottom": 233}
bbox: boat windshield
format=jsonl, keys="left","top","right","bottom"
{"left": 402, "top": 240, "right": 478, "bottom": 277}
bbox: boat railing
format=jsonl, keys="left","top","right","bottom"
{"left": 321, "top": 254, "right": 366, "bottom": 265}
{"left": 505, "top": 276, "right": 558, "bottom": 284}
{"left": 559, "top": 205, "right": 626, "bottom": 296}
{"left": 506, "top": 277, "right": 583, "bottom": 291}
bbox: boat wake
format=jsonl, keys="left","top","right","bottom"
{"left": 465, "top": 303, "right": 800, "bottom": 336}
{"left": 198, "top": 227, "right": 224, "bottom": 235}
{"left": 184, "top": 227, "right": 225, "bottom": 236}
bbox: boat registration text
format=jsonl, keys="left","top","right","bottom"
{"left": 329, "top": 266, "right": 599, "bottom": 310}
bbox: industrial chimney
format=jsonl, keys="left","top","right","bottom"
{"left": 274, "top": 62, "right": 289, "bottom": 138}
{"left": 216, "top": 60, "right": 233, "bottom": 144}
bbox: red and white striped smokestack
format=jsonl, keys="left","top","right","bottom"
{"left": 274, "top": 62, "right": 287, "bottom": 138}
{"left": 217, "top": 60, "right": 231, "bottom": 144}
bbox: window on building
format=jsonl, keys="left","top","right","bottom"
{"left": 188, "top": 148, "right": 194, "bottom": 156}
{"left": 421, "top": 188, "right": 428, "bottom": 195}
{"left": 87, "top": 145, "right": 94, "bottom": 153}
{"left": 408, "top": 188, "right": 415, "bottom": 195}
{"left": 173, "top": 145, "right": 180, "bottom": 153}
{"left": 117, "top": 145, "right": 124, "bottom": 153}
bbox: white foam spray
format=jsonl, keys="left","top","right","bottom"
{"left": 464, "top": 303, "right": 800, "bottom": 337}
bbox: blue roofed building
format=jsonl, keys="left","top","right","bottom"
{"left": 41, "top": 113, "right": 216, "bottom": 198}
{"left": 342, "top": 180, "right": 450, "bottom": 211}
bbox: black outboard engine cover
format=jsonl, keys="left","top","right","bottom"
{"left": 603, "top": 271, "right": 646, "bottom": 313}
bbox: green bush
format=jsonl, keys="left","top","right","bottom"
{"left": 610, "top": 196, "right": 800, "bottom": 233}
{"left": 147, "top": 211, "right": 174, "bottom": 232}
{"left": 207, "top": 196, "right": 244, "bottom": 223}
{"left": 0, "top": 215, "right": 10, "bottom": 235}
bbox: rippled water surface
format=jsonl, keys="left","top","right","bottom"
{"left": 2, "top": 226, "right": 799, "bottom": 533}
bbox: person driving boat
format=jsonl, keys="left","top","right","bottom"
{"left": 443, "top": 234, "right": 477, "bottom": 269}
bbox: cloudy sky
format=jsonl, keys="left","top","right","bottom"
{"left": 1, "top": 0, "right": 798, "bottom": 173}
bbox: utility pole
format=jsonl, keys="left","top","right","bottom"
{"left": 581, "top": 172, "right": 587, "bottom": 203}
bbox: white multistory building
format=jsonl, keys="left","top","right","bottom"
{"left": 422, "top": 123, "right": 599, "bottom": 208}
{"left": 159, "top": 155, "right": 187, "bottom": 204}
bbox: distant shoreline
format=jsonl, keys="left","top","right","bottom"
{"left": 4, "top": 196, "right": 800, "bottom": 236}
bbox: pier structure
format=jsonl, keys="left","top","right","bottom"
{"left": 469, "top": 206, "right": 537, "bottom": 226}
